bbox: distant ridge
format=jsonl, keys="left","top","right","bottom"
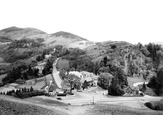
{"left": 0, "top": 26, "right": 92, "bottom": 49}
{"left": 51, "top": 31, "right": 87, "bottom": 41}
{"left": 0, "top": 26, "right": 46, "bottom": 40}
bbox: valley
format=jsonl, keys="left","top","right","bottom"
{"left": 0, "top": 26, "right": 163, "bottom": 115}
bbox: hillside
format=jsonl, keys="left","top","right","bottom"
{"left": 0, "top": 26, "right": 95, "bottom": 64}
{"left": 0, "top": 26, "right": 150, "bottom": 76}
{"left": 0, "top": 95, "right": 67, "bottom": 115}
{"left": 0, "top": 27, "right": 94, "bottom": 49}
{"left": 0, "top": 26, "right": 46, "bottom": 40}
{"left": 0, "top": 95, "right": 163, "bottom": 115}
{"left": 0, "top": 26, "right": 157, "bottom": 76}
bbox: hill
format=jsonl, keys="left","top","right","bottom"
{"left": 0, "top": 27, "right": 94, "bottom": 49}
{"left": 0, "top": 26, "right": 46, "bottom": 40}
{"left": 0, "top": 95, "right": 67, "bottom": 115}
{"left": 0, "top": 95, "right": 163, "bottom": 115}
{"left": 0, "top": 26, "right": 95, "bottom": 63}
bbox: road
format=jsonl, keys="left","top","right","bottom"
{"left": 52, "top": 58, "right": 62, "bottom": 88}
{"left": 60, "top": 82, "right": 162, "bottom": 107}
{"left": 51, "top": 58, "right": 162, "bottom": 108}
{"left": 61, "top": 91, "right": 162, "bottom": 106}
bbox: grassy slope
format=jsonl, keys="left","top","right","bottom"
{"left": 57, "top": 58, "right": 69, "bottom": 70}
{"left": 1, "top": 95, "right": 163, "bottom": 115}
{"left": 86, "top": 104, "right": 163, "bottom": 115}
{"left": 0, "top": 26, "right": 46, "bottom": 40}
{"left": 0, "top": 95, "right": 68, "bottom": 115}
{"left": 127, "top": 77, "right": 144, "bottom": 86}
{"left": 85, "top": 41, "right": 133, "bottom": 62}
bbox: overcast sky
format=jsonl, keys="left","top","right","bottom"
{"left": 0, "top": 0, "right": 163, "bottom": 44}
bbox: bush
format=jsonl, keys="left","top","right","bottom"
{"left": 145, "top": 101, "right": 163, "bottom": 111}
{"left": 11, "top": 89, "right": 49, "bottom": 98}
{"left": 145, "top": 102, "right": 155, "bottom": 110}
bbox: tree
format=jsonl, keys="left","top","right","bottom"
{"left": 33, "top": 68, "right": 39, "bottom": 78}
{"left": 98, "top": 73, "right": 113, "bottom": 89}
{"left": 59, "top": 70, "right": 67, "bottom": 80}
{"left": 141, "top": 82, "right": 147, "bottom": 92}
{"left": 82, "top": 80, "right": 88, "bottom": 90}
{"left": 111, "top": 44, "right": 116, "bottom": 49}
{"left": 108, "top": 77, "right": 125, "bottom": 96}
{"left": 148, "top": 66, "right": 163, "bottom": 95}
{"left": 66, "top": 74, "right": 80, "bottom": 93}
{"left": 146, "top": 43, "right": 163, "bottom": 69}
{"left": 36, "top": 55, "right": 43, "bottom": 62}
{"left": 103, "top": 56, "right": 108, "bottom": 67}
{"left": 30, "top": 86, "right": 34, "bottom": 92}
{"left": 42, "top": 59, "right": 53, "bottom": 75}
{"left": 27, "top": 65, "right": 33, "bottom": 76}
{"left": 156, "top": 67, "right": 163, "bottom": 95}
{"left": 93, "top": 62, "right": 100, "bottom": 75}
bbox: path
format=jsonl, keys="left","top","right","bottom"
{"left": 60, "top": 81, "right": 162, "bottom": 107}
{"left": 52, "top": 58, "right": 62, "bottom": 88}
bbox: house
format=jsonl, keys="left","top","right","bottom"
{"left": 124, "top": 86, "right": 140, "bottom": 96}
{"left": 81, "top": 77, "right": 94, "bottom": 87}
{"left": 81, "top": 71, "right": 93, "bottom": 78}
{"left": 15, "top": 78, "right": 25, "bottom": 84}
{"left": 35, "top": 62, "right": 46, "bottom": 74}
{"left": 45, "top": 54, "right": 52, "bottom": 59}
{"left": 9, "top": 83, "right": 19, "bottom": 88}
{"left": 48, "top": 85, "right": 57, "bottom": 96}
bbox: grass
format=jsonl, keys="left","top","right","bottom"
{"left": 57, "top": 58, "right": 69, "bottom": 70}
{"left": 127, "top": 77, "right": 144, "bottom": 86}
{"left": 18, "top": 79, "right": 45, "bottom": 90}
{"left": 86, "top": 104, "right": 163, "bottom": 115}
{"left": 0, "top": 97, "right": 66, "bottom": 115}
{"left": 1, "top": 95, "right": 163, "bottom": 115}
{"left": 25, "top": 96, "right": 67, "bottom": 106}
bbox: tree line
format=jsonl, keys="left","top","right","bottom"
{"left": 0, "top": 87, "right": 49, "bottom": 98}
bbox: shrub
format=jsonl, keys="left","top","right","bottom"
{"left": 145, "top": 102, "right": 155, "bottom": 110}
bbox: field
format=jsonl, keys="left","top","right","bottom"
{"left": 127, "top": 77, "right": 144, "bottom": 86}
{"left": 0, "top": 96, "right": 67, "bottom": 115}
{"left": 1, "top": 95, "right": 163, "bottom": 115}
{"left": 18, "top": 74, "right": 53, "bottom": 90}
{"left": 86, "top": 104, "right": 163, "bottom": 115}
{"left": 57, "top": 58, "right": 69, "bottom": 70}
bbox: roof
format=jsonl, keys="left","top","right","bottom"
{"left": 69, "top": 71, "right": 83, "bottom": 78}
{"left": 9, "top": 83, "right": 19, "bottom": 87}
{"left": 81, "top": 77, "right": 93, "bottom": 83}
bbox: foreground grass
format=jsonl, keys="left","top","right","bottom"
{"left": 86, "top": 104, "right": 163, "bottom": 115}
{"left": 1, "top": 95, "right": 163, "bottom": 115}
{"left": 0, "top": 96, "right": 68, "bottom": 115}
{"left": 0, "top": 100, "right": 56, "bottom": 115}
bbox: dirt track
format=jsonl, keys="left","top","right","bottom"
{"left": 52, "top": 58, "right": 62, "bottom": 88}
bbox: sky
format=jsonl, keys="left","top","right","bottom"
{"left": 0, "top": 0, "right": 163, "bottom": 44}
